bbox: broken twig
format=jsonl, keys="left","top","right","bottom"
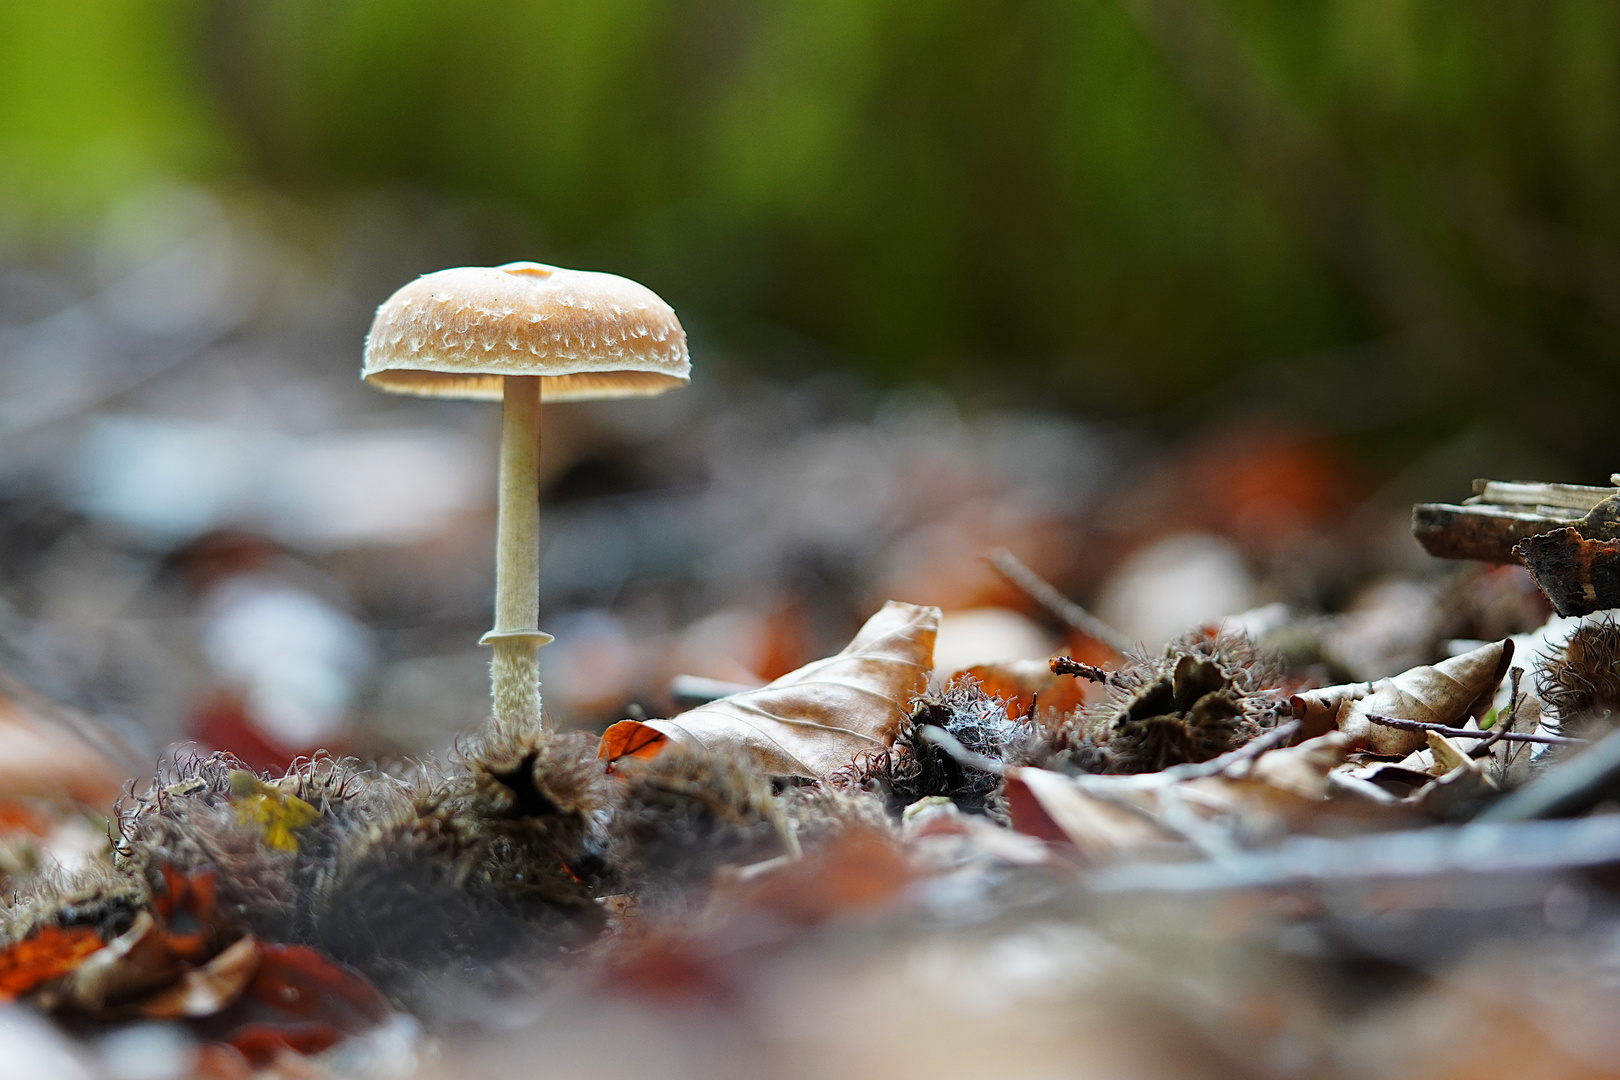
{"left": 987, "top": 548, "right": 1134, "bottom": 654}
{"left": 1366, "top": 714, "right": 1586, "bottom": 747}
{"left": 1159, "top": 719, "right": 1303, "bottom": 781}
{"left": 1050, "top": 655, "right": 1126, "bottom": 687}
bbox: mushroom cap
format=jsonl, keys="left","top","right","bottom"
{"left": 361, "top": 262, "right": 689, "bottom": 401}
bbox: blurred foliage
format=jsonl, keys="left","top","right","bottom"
{"left": 1, "top": 1, "right": 1619, "bottom": 462}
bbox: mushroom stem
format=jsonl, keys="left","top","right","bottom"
{"left": 485, "top": 374, "right": 549, "bottom": 727}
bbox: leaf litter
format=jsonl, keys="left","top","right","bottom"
{"left": 3, "top": 479, "right": 1620, "bottom": 1077}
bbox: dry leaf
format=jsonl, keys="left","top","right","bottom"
{"left": 600, "top": 601, "right": 940, "bottom": 778}
{"left": 67, "top": 912, "right": 170, "bottom": 1012}
{"left": 135, "top": 936, "right": 261, "bottom": 1020}
{"left": 1003, "top": 767, "right": 1179, "bottom": 862}
{"left": 1291, "top": 639, "right": 1513, "bottom": 756}
{"left": 1008, "top": 734, "right": 1395, "bottom": 858}
{"left": 212, "top": 943, "right": 391, "bottom": 1067}
{"left": 1244, "top": 732, "right": 1349, "bottom": 800}
{"left": 598, "top": 722, "right": 668, "bottom": 764}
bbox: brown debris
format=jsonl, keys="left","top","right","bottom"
{"left": 1514, "top": 528, "right": 1620, "bottom": 617}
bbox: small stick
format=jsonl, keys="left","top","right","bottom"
{"left": 1051, "top": 655, "right": 1127, "bottom": 687}
{"left": 1367, "top": 715, "right": 1588, "bottom": 747}
{"left": 986, "top": 548, "right": 1134, "bottom": 655}
{"left": 1160, "top": 719, "right": 1303, "bottom": 782}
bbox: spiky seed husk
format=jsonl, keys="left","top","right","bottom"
{"left": 1537, "top": 618, "right": 1620, "bottom": 740}
{"left": 1047, "top": 631, "right": 1288, "bottom": 775}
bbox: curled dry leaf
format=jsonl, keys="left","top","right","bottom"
{"left": 135, "top": 935, "right": 261, "bottom": 1020}
{"left": 65, "top": 912, "right": 177, "bottom": 1015}
{"left": 1006, "top": 734, "right": 1377, "bottom": 859}
{"left": 1243, "top": 732, "right": 1350, "bottom": 801}
{"left": 600, "top": 601, "right": 940, "bottom": 778}
{"left": 1003, "top": 768, "right": 1178, "bottom": 862}
{"left": 1291, "top": 639, "right": 1513, "bottom": 757}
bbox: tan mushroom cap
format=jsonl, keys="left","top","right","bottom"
{"left": 362, "top": 262, "right": 689, "bottom": 401}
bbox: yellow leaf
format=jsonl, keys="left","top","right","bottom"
{"left": 230, "top": 772, "right": 320, "bottom": 852}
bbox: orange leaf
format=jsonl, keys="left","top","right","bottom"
{"left": 605, "top": 601, "right": 940, "bottom": 779}
{"left": 0, "top": 924, "right": 103, "bottom": 1000}
{"left": 598, "top": 721, "right": 669, "bottom": 764}
{"left": 961, "top": 659, "right": 1088, "bottom": 721}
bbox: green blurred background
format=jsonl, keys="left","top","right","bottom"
{"left": 1, "top": 0, "right": 1617, "bottom": 470}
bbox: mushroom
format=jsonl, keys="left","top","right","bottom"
{"left": 362, "top": 261, "right": 689, "bottom": 727}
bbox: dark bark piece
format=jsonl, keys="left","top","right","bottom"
{"left": 1514, "top": 527, "right": 1620, "bottom": 617}
{"left": 1411, "top": 503, "right": 1564, "bottom": 564}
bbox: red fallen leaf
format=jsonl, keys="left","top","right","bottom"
{"left": 226, "top": 1021, "right": 345, "bottom": 1067}
{"left": 0, "top": 924, "right": 103, "bottom": 1000}
{"left": 198, "top": 945, "right": 389, "bottom": 1068}
{"left": 1002, "top": 768, "right": 1176, "bottom": 861}
{"left": 245, "top": 944, "right": 390, "bottom": 1027}
{"left": 595, "top": 934, "right": 740, "bottom": 1008}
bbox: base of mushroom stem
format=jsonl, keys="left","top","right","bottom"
{"left": 488, "top": 637, "right": 543, "bottom": 728}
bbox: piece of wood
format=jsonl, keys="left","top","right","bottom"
{"left": 1413, "top": 483, "right": 1620, "bottom": 566}
{"left": 1470, "top": 479, "right": 1615, "bottom": 512}
{"left": 1411, "top": 503, "right": 1561, "bottom": 564}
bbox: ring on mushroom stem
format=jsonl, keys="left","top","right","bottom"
{"left": 360, "top": 262, "right": 690, "bottom": 728}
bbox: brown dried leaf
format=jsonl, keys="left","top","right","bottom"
{"left": 67, "top": 912, "right": 169, "bottom": 1012}
{"left": 597, "top": 719, "right": 669, "bottom": 765}
{"left": 600, "top": 601, "right": 940, "bottom": 779}
{"left": 1003, "top": 767, "right": 1178, "bottom": 862}
{"left": 1291, "top": 639, "right": 1513, "bottom": 756}
{"left": 135, "top": 936, "right": 261, "bottom": 1020}
{"left": 1243, "top": 732, "right": 1349, "bottom": 800}
{"left": 1009, "top": 733, "right": 1401, "bottom": 857}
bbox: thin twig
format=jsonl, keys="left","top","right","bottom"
{"left": 1050, "top": 655, "right": 1127, "bottom": 687}
{"left": 1367, "top": 715, "right": 1587, "bottom": 747}
{"left": 1159, "top": 719, "right": 1303, "bottom": 782}
{"left": 986, "top": 548, "right": 1134, "bottom": 654}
